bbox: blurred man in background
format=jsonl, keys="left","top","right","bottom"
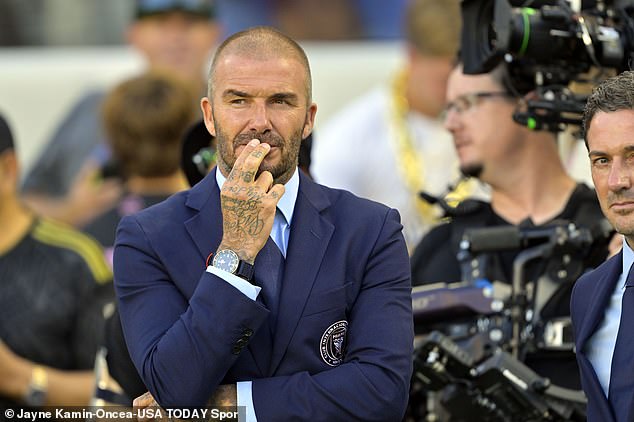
{"left": 0, "top": 113, "right": 112, "bottom": 413}
{"left": 312, "top": 0, "right": 480, "bottom": 249}
{"left": 85, "top": 70, "right": 198, "bottom": 406}
{"left": 21, "top": 0, "right": 220, "bottom": 227}
{"left": 83, "top": 70, "right": 196, "bottom": 259}
{"left": 411, "top": 62, "right": 607, "bottom": 390}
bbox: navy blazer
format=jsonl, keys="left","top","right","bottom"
{"left": 571, "top": 252, "right": 624, "bottom": 422}
{"left": 113, "top": 169, "right": 414, "bottom": 421}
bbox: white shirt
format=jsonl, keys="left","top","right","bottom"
{"left": 206, "top": 167, "right": 299, "bottom": 422}
{"left": 586, "top": 237, "right": 634, "bottom": 397}
{"left": 311, "top": 86, "right": 462, "bottom": 248}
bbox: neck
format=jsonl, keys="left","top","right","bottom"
{"left": 125, "top": 173, "right": 189, "bottom": 195}
{"left": 488, "top": 139, "right": 577, "bottom": 225}
{"left": 274, "top": 165, "right": 296, "bottom": 186}
{"left": 397, "top": 62, "right": 444, "bottom": 119}
{"left": 404, "top": 79, "right": 439, "bottom": 119}
{"left": 0, "top": 196, "right": 34, "bottom": 255}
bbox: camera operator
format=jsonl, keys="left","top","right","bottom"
{"left": 410, "top": 61, "right": 607, "bottom": 391}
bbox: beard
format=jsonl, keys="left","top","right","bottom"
{"left": 459, "top": 163, "right": 484, "bottom": 179}
{"left": 215, "top": 124, "right": 304, "bottom": 185}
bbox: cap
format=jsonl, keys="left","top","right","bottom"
{"left": 0, "top": 114, "right": 14, "bottom": 154}
{"left": 135, "top": 0, "right": 215, "bottom": 19}
{"left": 181, "top": 120, "right": 215, "bottom": 187}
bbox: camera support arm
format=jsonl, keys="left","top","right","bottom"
{"left": 510, "top": 242, "right": 556, "bottom": 358}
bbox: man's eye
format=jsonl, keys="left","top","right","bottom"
{"left": 455, "top": 98, "right": 470, "bottom": 112}
{"left": 230, "top": 99, "right": 246, "bottom": 105}
{"left": 592, "top": 157, "right": 609, "bottom": 166}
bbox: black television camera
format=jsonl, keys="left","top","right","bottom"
{"left": 460, "top": 0, "right": 634, "bottom": 131}
{"left": 408, "top": 220, "right": 613, "bottom": 421}
{"left": 412, "top": 331, "right": 587, "bottom": 421}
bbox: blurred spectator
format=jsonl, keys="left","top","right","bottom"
{"left": 311, "top": 0, "right": 479, "bottom": 249}
{"left": 351, "top": 0, "right": 407, "bottom": 39}
{"left": 1, "top": 0, "right": 405, "bottom": 46}
{"left": 0, "top": 0, "right": 128, "bottom": 46}
{"left": 0, "top": 0, "right": 45, "bottom": 46}
{"left": 0, "top": 113, "right": 112, "bottom": 411}
{"left": 276, "top": 0, "right": 362, "bottom": 40}
{"left": 83, "top": 70, "right": 196, "bottom": 263}
{"left": 214, "top": 0, "right": 406, "bottom": 39}
{"left": 84, "top": 71, "right": 198, "bottom": 405}
{"left": 21, "top": 0, "right": 220, "bottom": 227}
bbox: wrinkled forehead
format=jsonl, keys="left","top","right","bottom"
{"left": 210, "top": 52, "right": 311, "bottom": 101}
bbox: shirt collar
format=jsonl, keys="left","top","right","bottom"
{"left": 622, "top": 235, "right": 634, "bottom": 288}
{"left": 215, "top": 167, "right": 299, "bottom": 226}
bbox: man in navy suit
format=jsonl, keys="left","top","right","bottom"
{"left": 571, "top": 70, "right": 634, "bottom": 421}
{"left": 113, "top": 26, "right": 413, "bottom": 421}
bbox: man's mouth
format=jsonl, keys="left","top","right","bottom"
{"left": 610, "top": 200, "right": 634, "bottom": 212}
{"left": 235, "top": 135, "right": 282, "bottom": 149}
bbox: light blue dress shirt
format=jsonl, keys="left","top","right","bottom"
{"left": 206, "top": 167, "right": 299, "bottom": 422}
{"left": 586, "top": 237, "right": 634, "bottom": 397}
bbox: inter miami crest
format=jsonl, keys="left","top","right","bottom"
{"left": 320, "top": 320, "right": 348, "bottom": 366}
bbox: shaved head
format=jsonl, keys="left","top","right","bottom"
{"left": 208, "top": 26, "right": 312, "bottom": 103}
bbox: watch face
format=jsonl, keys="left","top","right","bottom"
{"left": 24, "top": 388, "right": 46, "bottom": 407}
{"left": 213, "top": 250, "right": 239, "bottom": 274}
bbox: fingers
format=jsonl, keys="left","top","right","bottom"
{"left": 226, "top": 139, "right": 281, "bottom": 200}
{"left": 66, "top": 170, "right": 123, "bottom": 227}
{"left": 133, "top": 391, "right": 157, "bottom": 422}
{"left": 74, "top": 159, "right": 101, "bottom": 183}
{"left": 268, "top": 183, "right": 285, "bottom": 203}
{"left": 218, "top": 138, "right": 283, "bottom": 261}
{"left": 255, "top": 170, "right": 273, "bottom": 191}
{"left": 229, "top": 139, "right": 270, "bottom": 182}
{"left": 133, "top": 391, "right": 155, "bottom": 408}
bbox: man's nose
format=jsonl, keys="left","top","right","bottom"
{"left": 249, "top": 102, "right": 272, "bottom": 133}
{"left": 608, "top": 159, "right": 633, "bottom": 191}
{"left": 443, "top": 107, "right": 460, "bottom": 132}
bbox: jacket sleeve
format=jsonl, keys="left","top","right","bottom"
{"left": 251, "top": 208, "right": 414, "bottom": 422}
{"left": 113, "top": 215, "right": 269, "bottom": 407}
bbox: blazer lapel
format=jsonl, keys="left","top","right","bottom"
{"left": 577, "top": 253, "right": 622, "bottom": 347}
{"left": 269, "top": 173, "right": 334, "bottom": 374}
{"left": 575, "top": 253, "right": 622, "bottom": 421}
{"left": 184, "top": 168, "right": 223, "bottom": 262}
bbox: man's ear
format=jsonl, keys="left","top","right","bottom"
{"left": 302, "top": 103, "right": 318, "bottom": 139}
{"left": 201, "top": 97, "right": 216, "bottom": 137}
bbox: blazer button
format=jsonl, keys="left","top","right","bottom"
{"left": 231, "top": 345, "right": 241, "bottom": 355}
{"left": 243, "top": 328, "right": 253, "bottom": 337}
{"left": 235, "top": 338, "right": 248, "bottom": 347}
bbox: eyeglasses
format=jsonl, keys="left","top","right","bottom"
{"left": 441, "top": 92, "right": 513, "bottom": 120}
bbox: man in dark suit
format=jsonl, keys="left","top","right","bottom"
{"left": 571, "top": 70, "right": 634, "bottom": 422}
{"left": 114, "top": 26, "right": 413, "bottom": 421}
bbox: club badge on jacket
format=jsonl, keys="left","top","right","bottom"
{"left": 320, "top": 320, "right": 348, "bottom": 366}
